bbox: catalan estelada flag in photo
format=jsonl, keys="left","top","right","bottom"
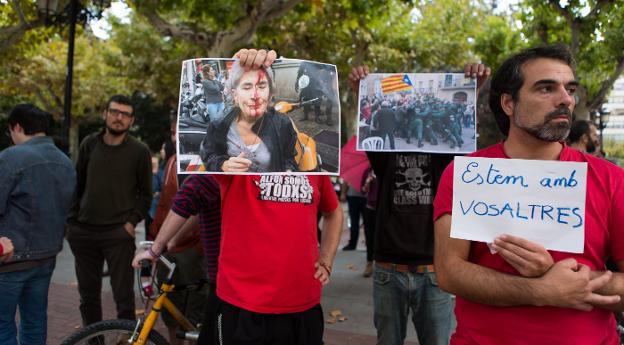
{"left": 185, "top": 155, "right": 206, "bottom": 172}
{"left": 381, "top": 74, "right": 413, "bottom": 94}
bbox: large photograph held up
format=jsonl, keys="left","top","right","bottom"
{"left": 177, "top": 58, "right": 340, "bottom": 175}
{"left": 357, "top": 72, "right": 477, "bottom": 154}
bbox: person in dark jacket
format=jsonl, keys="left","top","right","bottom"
{"left": 374, "top": 101, "right": 397, "bottom": 150}
{"left": 200, "top": 59, "right": 298, "bottom": 173}
{"left": 0, "top": 104, "right": 75, "bottom": 344}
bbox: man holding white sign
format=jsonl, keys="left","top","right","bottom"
{"left": 434, "top": 45, "right": 624, "bottom": 345}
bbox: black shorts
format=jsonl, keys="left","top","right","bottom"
{"left": 197, "top": 282, "right": 218, "bottom": 344}
{"left": 213, "top": 298, "right": 324, "bottom": 345}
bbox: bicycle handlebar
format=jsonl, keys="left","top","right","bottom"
{"left": 138, "top": 241, "right": 176, "bottom": 280}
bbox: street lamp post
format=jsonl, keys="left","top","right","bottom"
{"left": 598, "top": 108, "right": 611, "bottom": 149}
{"left": 63, "top": 0, "right": 78, "bottom": 143}
{"left": 35, "top": 0, "right": 109, "bottom": 153}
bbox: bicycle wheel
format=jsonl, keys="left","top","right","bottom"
{"left": 60, "top": 319, "right": 168, "bottom": 345}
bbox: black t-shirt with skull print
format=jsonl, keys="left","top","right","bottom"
{"left": 367, "top": 152, "right": 454, "bottom": 265}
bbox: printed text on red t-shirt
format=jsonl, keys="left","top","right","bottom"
{"left": 254, "top": 175, "right": 314, "bottom": 203}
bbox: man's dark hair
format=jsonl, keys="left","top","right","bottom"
{"left": 106, "top": 94, "right": 134, "bottom": 115}
{"left": 489, "top": 44, "right": 576, "bottom": 136}
{"left": 8, "top": 103, "right": 52, "bottom": 135}
{"left": 568, "top": 120, "right": 593, "bottom": 144}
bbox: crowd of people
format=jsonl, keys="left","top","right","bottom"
{"left": 360, "top": 92, "right": 475, "bottom": 150}
{"left": 0, "top": 44, "right": 623, "bottom": 345}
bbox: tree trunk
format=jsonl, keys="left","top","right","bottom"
{"left": 69, "top": 120, "right": 79, "bottom": 162}
{"left": 575, "top": 87, "right": 590, "bottom": 121}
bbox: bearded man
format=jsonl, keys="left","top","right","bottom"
{"left": 67, "top": 94, "right": 152, "bottom": 326}
{"left": 434, "top": 45, "right": 624, "bottom": 345}
{"left": 568, "top": 119, "right": 600, "bottom": 155}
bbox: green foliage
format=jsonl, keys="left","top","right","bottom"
{"left": 106, "top": 13, "right": 202, "bottom": 103}
{"left": 407, "top": 0, "right": 481, "bottom": 71}
{"left": 0, "top": 1, "right": 57, "bottom": 56}
{"left": 5, "top": 0, "right": 623, "bottom": 150}
{"left": 252, "top": 0, "right": 498, "bottom": 138}
{"left": 517, "top": 0, "right": 624, "bottom": 109}
{"left": 603, "top": 139, "right": 624, "bottom": 167}
{"left": 0, "top": 30, "right": 128, "bottom": 122}
{"left": 473, "top": 14, "right": 526, "bottom": 69}
{"left": 136, "top": 0, "right": 255, "bottom": 33}
{"left": 129, "top": 91, "right": 172, "bottom": 153}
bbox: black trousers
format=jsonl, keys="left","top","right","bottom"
{"left": 215, "top": 299, "right": 324, "bottom": 345}
{"left": 66, "top": 224, "right": 136, "bottom": 325}
{"left": 346, "top": 196, "right": 367, "bottom": 248}
{"left": 380, "top": 130, "right": 396, "bottom": 149}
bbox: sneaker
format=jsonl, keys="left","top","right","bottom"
{"left": 363, "top": 262, "right": 373, "bottom": 277}
{"left": 342, "top": 244, "right": 356, "bottom": 251}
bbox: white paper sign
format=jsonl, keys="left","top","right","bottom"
{"left": 451, "top": 157, "right": 587, "bottom": 253}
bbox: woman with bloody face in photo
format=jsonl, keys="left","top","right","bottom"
{"left": 200, "top": 60, "right": 298, "bottom": 173}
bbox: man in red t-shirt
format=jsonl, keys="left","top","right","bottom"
{"left": 202, "top": 172, "right": 341, "bottom": 345}
{"left": 207, "top": 50, "right": 343, "bottom": 345}
{"left": 433, "top": 45, "right": 624, "bottom": 345}
{"left": 174, "top": 49, "right": 341, "bottom": 345}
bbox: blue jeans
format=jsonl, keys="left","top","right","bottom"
{"left": 207, "top": 102, "right": 225, "bottom": 122}
{"left": 373, "top": 265, "right": 454, "bottom": 345}
{"left": 0, "top": 260, "right": 55, "bottom": 345}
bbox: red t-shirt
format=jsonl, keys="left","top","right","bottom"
{"left": 215, "top": 175, "right": 338, "bottom": 314}
{"left": 434, "top": 142, "right": 624, "bottom": 345}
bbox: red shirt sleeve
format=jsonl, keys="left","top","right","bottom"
{"left": 0, "top": 243, "right": 3, "bottom": 256}
{"left": 609, "top": 167, "right": 624, "bottom": 262}
{"left": 433, "top": 161, "right": 455, "bottom": 221}
{"left": 318, "top": 176, "right": 339, "bottom": 213}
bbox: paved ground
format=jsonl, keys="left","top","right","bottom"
{"left": 48, "top": 203, "right": 419, "bottom": 344}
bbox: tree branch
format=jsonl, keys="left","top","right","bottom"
{"left": 0, "top": 19, "right": 44, "bottom": 53}
{"left": 587, "top": 54, "right": 624, "bottom": 111}
{"left": 133, "top": 0, "right": 302, "bottom": 55}
{"left": 12, "top": 0, "right": 31, "bottom": 27}
{"left": 0, "top": 1, "right": 44, "bottom": 53}
{"left": 263, "top": 0, "right": 302, "bottom": 21}
{"left": 131, "top": 0, "right": 215, "bottom": 46}
{"left": 209, "top": 0, "right": 302, "bottom": 55}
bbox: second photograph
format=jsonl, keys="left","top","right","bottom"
{"left": 357, "top": 72, "right": 477, "bottom": 154}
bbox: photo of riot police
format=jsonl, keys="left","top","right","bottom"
{"left": 356, "top": 73, "right": 477, "bottom": 154}
{"left": 176, "top": 58, "right": 340, "bottom": 175}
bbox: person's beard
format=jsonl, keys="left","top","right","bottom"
{"left": 514, "top": 106, "right": 572, "bottom": 142}
{"left": 106, "top": 124, "right": 129, "bottom": 137}
{"left": 586, "top": 138, "right": 597, "bottom": 153}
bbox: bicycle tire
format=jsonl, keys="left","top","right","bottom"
{"left": 60, "top": 319, "right": 168, "bottom": 345}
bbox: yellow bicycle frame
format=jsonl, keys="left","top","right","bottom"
{"left": 132, "top": 283, "right": 198, "bottom": 345}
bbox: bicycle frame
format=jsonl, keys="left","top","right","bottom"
{"left": 130, "top": 244, "right": 199, "bottom": 345}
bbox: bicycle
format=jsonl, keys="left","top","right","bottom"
{"left": 61, "top": 241, "right": 205, "bottom": 345}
